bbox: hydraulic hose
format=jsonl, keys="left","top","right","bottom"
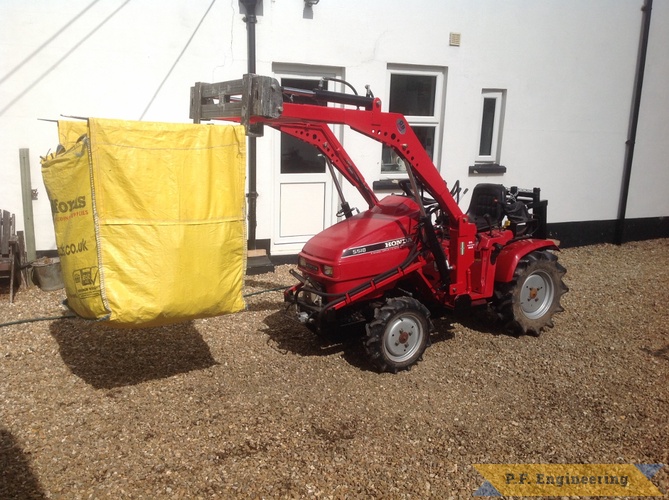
{"left": 0, "top": 286, "right": 291, "bottom": 328}
{"left": 0, "top": 314, "right": 77, "bottom": 328}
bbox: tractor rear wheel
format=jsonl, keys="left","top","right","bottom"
{"left": 495, "top": 250, "right": 568, "bottom": 335}
{"left": 364, "top": 297, "right": 431, "bottom": 373}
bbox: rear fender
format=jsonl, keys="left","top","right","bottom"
{"left": 494, "top": 239, "right": 560, "bottom": 283}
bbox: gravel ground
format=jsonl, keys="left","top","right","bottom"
{"left": 1, "top": 239, "right": 668, "bottom": 499}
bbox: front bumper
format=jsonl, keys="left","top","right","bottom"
{"left": 283, "top": 270, "right": 335, "bottom": 330}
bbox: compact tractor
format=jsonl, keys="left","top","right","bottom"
{"left": 191, "top": 74, "right": 568, "bottom": 373}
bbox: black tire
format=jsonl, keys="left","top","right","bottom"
{"left": 494, "top": 250, "right": 568, "bottom": 335}
{"left": 364, "top": 297, "right": 431, "bottom": 373}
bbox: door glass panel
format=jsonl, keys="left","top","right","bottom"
{"left": 280, "top": 78, "right": 326, "bottom": 174}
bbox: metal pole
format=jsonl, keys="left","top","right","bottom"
{"left": 19, "top": 148, "right": 37, "bottom": 262}
{"left": 242, "top": 0, "right": 258, "bottom": 250}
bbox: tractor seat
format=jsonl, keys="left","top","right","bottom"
{"left": 466, "top": 183, "right": 507, "bottom": 231}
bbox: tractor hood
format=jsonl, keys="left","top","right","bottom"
{"left": 301, "top": 195, "right": 420, "bottom": 264}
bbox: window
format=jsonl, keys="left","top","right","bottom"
{"left": 381, "top": 66, "right": 445, "bottom": 175}
{"left": 389, "top": 74, "right": 436, "bottom": 116}
{"left": 476, "top": 90, "right": 505, "bottom": 163}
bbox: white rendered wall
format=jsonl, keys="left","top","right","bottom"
{"left": 1, "top": 0, "right": 667, "bottom": 251}
{"left": 0, "top": 0, "right": 247, "bottom": 250}
{"left": 255, "top": 0, "right": 662, "bottom": 224}
{"left": 627, "top": 0, "right": 669, "bottom": 219}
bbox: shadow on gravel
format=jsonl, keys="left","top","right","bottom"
{"left": 443, "top": 306, "right": 522, "bottom": 338}
{"left": 261, "top": 309, "right": 459, "bottom": 372}
{"left": 49, "top": 320, "right": 217, "bottom": 389}
{"left": 0, "top": 428, "right": 46, "bottom": 500}
{"left": 261, "top": 309, "right": 359, "bottom": 357}
{"left": 642, "top": 344, "right": 669, "bottom": 361}
{"left": 246, "top": 298, "right": 286, "bottom": 312}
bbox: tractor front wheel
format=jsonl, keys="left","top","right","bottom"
{"left": 364, "top": 297, "right": 431, "bottom": 373}
{"left": 495, "top": 250, "right": 568, "bottom": 335}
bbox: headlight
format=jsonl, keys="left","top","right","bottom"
{"left": 306, "top": 292, "right": 322, "bottom": 307}
{"left": 323, "top": 265, "right": 334, "bottom": 277}
{"left": 298, "top": 256, "right": 319, "bottom": 273}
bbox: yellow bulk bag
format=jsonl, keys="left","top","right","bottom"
{"left": 41, "top": 118, "right": 247, "bottom": 327}
{"left": 57, "top": 119, "right": 88, "bottom": 149}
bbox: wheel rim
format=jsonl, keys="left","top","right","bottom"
{"left": 519, "top": 270, "right": 555, "bottom": 319}
{"left": 383, "top": 312, "right": 424, "bottom": 363}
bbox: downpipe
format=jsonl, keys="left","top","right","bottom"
{"left": 615, "top": 0, "right": 653, "bottom": 245}
{"left": 241, "top": 0, "right": 259, "bottom": 249}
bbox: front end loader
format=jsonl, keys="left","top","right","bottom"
{"left": 191, "top": 74, "right": 568, "bottom": 373}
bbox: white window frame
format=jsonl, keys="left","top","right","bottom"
{"left": 382, "top": 64, "right": 446, "bottom": 178}
{"left": 476, "top": 89, "right": 505, "bottom": 163}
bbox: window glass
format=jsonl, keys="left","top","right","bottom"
{"left": 381, "top": 145, "right": 406, "bottom": 173}
{"left": 413, "top": 126, "right": 436, "bottom": 158}
{"left": 280, "top": 78, "right": 326, "bottom": 174}
{"left": 479, "top": 97, "right": 497, "bottom": 156}
{"left": 389, "top": 74, "right": 436, "bottom": 116}
{"left": 381, "top": 127, "right": 435, "bottom": 173}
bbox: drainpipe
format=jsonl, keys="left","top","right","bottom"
{"left": 615, "top": 0, "right": 653, "bottom": 245}
{"left": 241, "top": 0, "right": 258, "bottom": 250}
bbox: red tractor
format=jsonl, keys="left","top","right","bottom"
{"left": 191, "top": 74, "right": 568, "bottom": 373}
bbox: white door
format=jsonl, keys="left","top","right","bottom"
{"left": 271, "top": 68, "right": 343, "bottom": 256}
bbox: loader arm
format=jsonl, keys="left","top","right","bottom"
{"left": 264, "top": 116, "right": 379, "bottom": 210}
{"left": 190, "top": 74, "right": 466, "bottom": 227}
{"left": 276, "top": 102, "right": 465, "bottom": 224}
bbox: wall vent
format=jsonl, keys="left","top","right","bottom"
{"left": 449, "top": 32, "right": 461, "bottom": 47}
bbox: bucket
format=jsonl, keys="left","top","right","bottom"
{"left": 32, "top": 257, "right": 64, "bottom": 291}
